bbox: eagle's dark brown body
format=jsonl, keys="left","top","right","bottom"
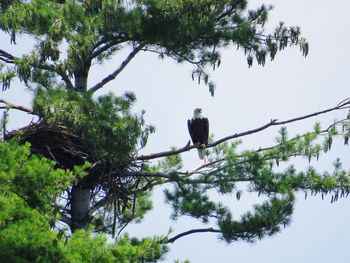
{"left": 187, "top": 118, "right": 209, "bottom": 146}
{"left": 187, "top": 111, "right": 209, "bottom": 159}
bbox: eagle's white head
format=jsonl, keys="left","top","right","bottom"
{"left": 193, "top": 108, "right": 203, "bottom": 119}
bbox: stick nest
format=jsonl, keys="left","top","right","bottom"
{"left": 6, "top": 121, "right": 138, "bottom": 190}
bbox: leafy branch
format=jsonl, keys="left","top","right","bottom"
{"left": 136, "top": 98, "right": 350, "bottom": 161}
{"left": 0, "top": 48, "right": 74, "bottom": 90}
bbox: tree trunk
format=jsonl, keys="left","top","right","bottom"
{"left": 71, "top": 186, "right": 91, "bottom": 232}
{"left": 74, "top": 75, "right": 88, "bottom": 93}
{"left": 73, "top": 59, "right": 91, "bottom": 93}
{"left": 70, "top": 61, "right": 92, "bottom": 231}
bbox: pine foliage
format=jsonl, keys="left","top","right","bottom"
{"left": 0, "top": 0, "right": 349, "bottom": 262}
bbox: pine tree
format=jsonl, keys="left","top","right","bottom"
{"left": 0, "top": 1, "right": 349, "bottom": 262}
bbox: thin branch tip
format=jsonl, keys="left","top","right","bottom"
{"left": 166, "top": 227, "right": 221, "bottom": 244}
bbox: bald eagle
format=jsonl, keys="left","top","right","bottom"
{"left": 187, "top": 108, "right": 209, "bottom": 159}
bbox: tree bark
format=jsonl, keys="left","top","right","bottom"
{"left": 74, "top": 75, "right": 88, "bottom": 93}
{"left": 71, "top": 186, "right": 91, "bottom": 232}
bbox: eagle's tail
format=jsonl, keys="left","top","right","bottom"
{"left": 197, "top": 148, "right": 205, "bottom": 160}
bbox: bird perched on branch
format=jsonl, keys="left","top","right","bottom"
{"left": 187, "top": 108, "right": 209, "bottom": 160}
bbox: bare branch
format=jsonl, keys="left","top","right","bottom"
{"left": 136, "top": 140, "right": 195, "bottom": 161}
{"left": 136, "top": 98, "right": 350, "bottom": 161}
{"left": 0, "top": 99, "right": 34, "bottom": 114}
{"left": 166, "top": 227, "right": 221, "bottom": 243}
{"left": 0, "top": 49, "right": 15, "bottom": 64}
{"left": 89, "top": 44, "right": 145, "bottom": 93}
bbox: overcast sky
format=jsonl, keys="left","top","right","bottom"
{"left": 2, "top": 1, "right": 350, "bottom": 262}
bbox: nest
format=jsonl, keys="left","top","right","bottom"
{"left": 6, "top": 121, "right": 142, "bottom": 200}
{"left": 7, "top": 121, "right": 91, "bottom": 169}
{"left": 7, "top": 121, "right": 146, "bottom": 233}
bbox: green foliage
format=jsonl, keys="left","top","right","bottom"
{"left": 157, "top": 147, "right": 183, "bottom": 173}
{"left": 0, "top": 139, "right": 67, "bottom": 262}
{"left": 218, "top": 196, "right": 294, "bottom": 242}
{"left": 111, "top": 234, "right": 168, "bottom": 262}
{"left": 63, "top": 231, "right": 115, "bottom": 263}
{"left": 162, "top": 119, "right": 350, "bottom": 243}
{"left": 1, "top": 0, "right": 349, "bottom": 262}
{"left": 0, "top": 63, "right": 16, "bottom": 91}
{"left": 33, "top": 88, "right": 153, "bottom": 164}
{"left": 0, "top": 139, "right": 74, "bottom": 216}
{"left": 0, "top": 0, "right": 308, "bottom": 95}
{"left": 0, "top": 139, "right": 167, "bottom": 262}
{"left": 0, "top": 193, "right": 60, "bottom": 263}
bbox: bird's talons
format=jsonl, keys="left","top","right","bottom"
{"left": 194, "top": 142, "right": 207, "bottom": 149}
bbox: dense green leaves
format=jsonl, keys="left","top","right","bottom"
{"left": 0, "top": 0, "right": 349, "bottom": 262}
{"left": 218, "top": 196, "right": 294, "bottom": 242}
{"left": 0, "top": 0, "right": 308, "bottom": 95}
{"left": 33, "top": 88, "right": 152, "bottom": 164}
{"left": 161, "top": 119, "right": 350, "bottom": 243}
{"left": 0, "top": 139, "right": 74, "bottom": 216}
{"left": 0, "top": 140, "right": 167, "bottom": 262}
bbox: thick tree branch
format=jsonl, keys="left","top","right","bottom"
{"left": 89, "top": 44, "right": 145, "bottom": 93}
{"left": 88, "top": 37, "right": 129, "bottom": 62}
{"left": 0, "top": 49, "right": 15, "bottom": 63}
{"left": 136, "top": 98, "right": 350, "bottom": 161}
{"left": 0, "top": 99, "right": 34, "bottom": 114}
{"left": 166, "top": 228, "right": 221, "bottom": 243}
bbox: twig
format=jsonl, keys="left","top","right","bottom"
{"left": 166, "top": 227, "right": 221, "bottom": 243}
{"left": 136, "top": 98, "right": 350, "bottom": 161}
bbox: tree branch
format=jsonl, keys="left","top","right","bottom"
{"left": 88, "top": 37, "right": 129, "bottom": 62}
{"left": 0, "top": 47, "right": 74, "bottom": 89}
{"left": 215, "top": 0, "right": 245, "bottom": 22}
{"left": 0, "top": 99, "right": 34, "bottom": 114}
{"left": 136, "top": 98, "right": 350, "bottom": 161}
{"left": 166, "top": 227, "right": 221, "bottom": 243}
{"left": 89, "top": 44, "right": 145, "bottom": 93}
{"left": 0, "top": 49, "right": 15, "bottom": 64}
{"left": 37, "top": 63, "right": 74, "bottom": 90}
{"left": 59, "top": 214, "right": 71, "bottom": 227}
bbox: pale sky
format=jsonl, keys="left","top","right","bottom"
{"left": 2, "top": 1, "right": 350, "bottom": 262}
